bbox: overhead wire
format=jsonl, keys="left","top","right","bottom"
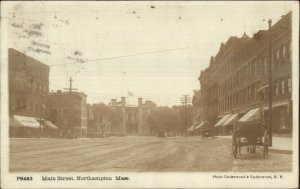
{"left": 50, "top": 43, "right": 220, "bottom": 67}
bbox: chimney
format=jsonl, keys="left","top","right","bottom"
{"left": 111, "top": 99, "right": 117, "bottom": 106}
{"left": 121, "top": 97, "right": 126, "bottom": 107}
{"left": 138, "top": 98, "right": 143, "bottom": 107}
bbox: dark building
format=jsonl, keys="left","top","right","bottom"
{"left": 46, "top": 91, "right": 88, "bottom": 138}
{"left": 196, "top": 12, "right": 292, "bottom": 135}
{"left": 8, "top": 48, "right": 57, "bottom": 137}
{"left": 192, "top": 89, "right": 205, "bottom": 133}
{"left": 9, "top": 48, "right": 49, "bottom": 117}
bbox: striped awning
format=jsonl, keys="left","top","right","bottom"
{"left": 187, "top": 125, "right": 194, "bottom": 132}
{"left": 238, "top": 108, "right": 260, "bottom": 122}
{"left": 45, "top": 121, "right": 59, "bottom": 129}
{"left": 222, "top": 114, "right": 238, "bottom": 126}
{"left": 195, "top": 122, "right": 205, "bottom": 130}
{"left": 10, "top": 117, "right": 22, "bottom": 127}
{"left": 215, "top": 114, "right": 231, "bottom": 127}
{"left": 13, "top": 115, "right": 41, "bottom": 128}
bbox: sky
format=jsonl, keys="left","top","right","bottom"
{"left": 2, "top": 1, "right": 294, "bottom": 106}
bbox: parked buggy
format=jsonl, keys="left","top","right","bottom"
{"left": 202, "top": 129, "right": 213, "bottom": 139}
{"left": 157, "top": 131, "right": 166, "bottom": 138}
{"left": 232, "top": 120, "right": 269, "bottom": 159}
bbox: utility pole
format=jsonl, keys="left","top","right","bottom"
{"left": 180, "top": 95, "right": 191, "bottom": 136}
{"left": 268, "top": 19, "right": 273, "bottom": 147}
{"left": 63, "top": 77, "right": 77, "bottom": 93}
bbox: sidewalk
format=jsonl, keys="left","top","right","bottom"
{"left": 216, "top": 135, "right": 293, "bottom": 154}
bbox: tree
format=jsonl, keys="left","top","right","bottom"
{"left": 146, "top": 106, "right": 181, "bottom": 135}
{"left": 93, "top": 103, "right": 111, "bottom": 137}
{"left": 173, "top": 105, "right": 193, "bottom": 135}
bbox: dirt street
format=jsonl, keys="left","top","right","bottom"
{"left": 9, "top": 136, "right": 291, "bottom": 172}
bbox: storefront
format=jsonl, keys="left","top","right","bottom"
{"left": 214, "top": 114, "right": 231, "bottom": 135}
{"left": 43, "top": 120, "right": 59, "bottom": 138}
{"left": 10, "top": 115, "right": 42, "bottom": 138}
{"left": 222, "top": 114, "right": 238, "bottom": 135}
{"left": 263, "top": 100, "right": 292, "bottom": 134}
{"left": 10, "top": 115, "right": 60, "bottom": 138}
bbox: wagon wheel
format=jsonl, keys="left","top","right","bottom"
{"left": 263, "top": 130, "right": 269, "bottom": 158}
{"left": 232, "top": 136, "right": 238, "bottom": 158}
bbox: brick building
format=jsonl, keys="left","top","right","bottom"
{"left": 9, "top": 48, "right": 49, "bottom": 117}
{"left": 192, "top": 90, "right": 205, "bottom": 133}
{"left": 8, "top": 48, "right": 58, "bottom": 137}
{"left": 196, "top": 12, "right": 292, "bottom": 135}
{"left": 46, "top": 91, "right": 88, "bottom": 138}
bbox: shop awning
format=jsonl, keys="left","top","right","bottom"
{"left": 222, "top": 114, "right": 238, "bottom": 126}
{"left": 187, "top": 125, "right": 194, "bottom": 132}
{"left": 238, "top": 108, "right": 260, "bottom": 122}
{"left": 13, "top": 115, "right": 41, "bottom": 128}
{"left": 195, "top": 122, "right": 205, "bottom": 130}
{"left": 263, "top": 101, "right": 289, "bottom": 110}
{"left": 257, "top": 84, "right": 269, "bottom": 93}
{"left": 10, "top": 117, "right": 22, "bottom": 127}
{"left": 45, "top": 121, "right": 59, "bottom": 129}
{"left": 215, "top": 114, "right": 231, "bottom": 127}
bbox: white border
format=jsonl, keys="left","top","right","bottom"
{"left": 1, "top": 1, "right": 299, "bottom": 188}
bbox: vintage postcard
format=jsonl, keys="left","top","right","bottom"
{"left": 0, "top": 1, "right": 299, "bottom": 188}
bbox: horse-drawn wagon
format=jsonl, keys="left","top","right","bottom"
{"left": 232, "top": 108, "right": 269, "bottom": 159}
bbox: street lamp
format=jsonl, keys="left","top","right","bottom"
{"left": 268, "top": 19, "right": 273, "bottom": 147}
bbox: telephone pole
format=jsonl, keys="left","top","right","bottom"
{"left": 180, "top": 95, "right": 191, "bottom": 135}
{"left": 268, "top": 19, "right": 273, "bottom": 147}
{"left": 63, "top": 77, "right": 77, "bottom": 93}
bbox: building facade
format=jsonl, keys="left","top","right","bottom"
{"left": 9, "top": 48, "right": 50, "bottom": 118}
{"left": 196, "top": 12, "right": 292, "bottom": 135}
{"left": 9, "top": 48, "right": 52, "bottom": 137}
{"left": 192, "top": 90, "right": 204, "bottom": 126}
{"left": 46, "top": 91, "right": 88, "bottom": 138}
{"left": 86, "top": 97, "right": 155, "bottom": 137}
{"left": 110, "top": 97, "right": 156, "bottom": 136}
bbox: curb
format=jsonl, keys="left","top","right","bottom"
{"left": 267, "top": 148, "right": 292, "bottom": 154}
{"left": 216, "top": 136, "right": 293, "bottom": 155}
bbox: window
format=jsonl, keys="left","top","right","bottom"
{"left": 23, "top": 98, "right": 26, "bottom": 109}
{"left": 275, "top": 83, "right": 279, "bottom": 96}
{"left": 282, "top": 45, "right": 286, "bottom": 57}
{"left": 288, "top": 41, "right": 291, "bottom": 58}
{"left": 276, "top": 49, "right": 280, "bottom": 60}
{"left": 17, "top": 98, "right": 21, "bottom": 109}
{"left": 32, "top": 82, "right": 36, "bottom": 94}
{"left": 288, "top": 78, "right": 292, "bottom": 92}
{"left": 35, "top": 104, "right": 39, "bottom": 113}
{"left": 264, "top": 57, "right": 268, "bottom": 74}
{"left": 281, "top": 80, "right": 285, "bottom": 94}
{"left": 20, "top": 81, "right": 25, "bottom": 91}
{"left": 26, "top": 100, "right": 30, "bottom": 111}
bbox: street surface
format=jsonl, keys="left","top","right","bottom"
{"left": 10, "top": 136, "right": 292, "bottom": 172}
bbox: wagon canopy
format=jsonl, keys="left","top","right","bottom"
{"left": 238, "top": 108, "right": 260, "bottom": 122}
{"left": 214, "top": 114, "right": 231, "bottom": 127}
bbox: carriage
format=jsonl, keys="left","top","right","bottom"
{"left": 202, "top": 129, "right": 213, "bottom": 139}
{"left": 232, "top": 119, "right": 269, "bottom": 159}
